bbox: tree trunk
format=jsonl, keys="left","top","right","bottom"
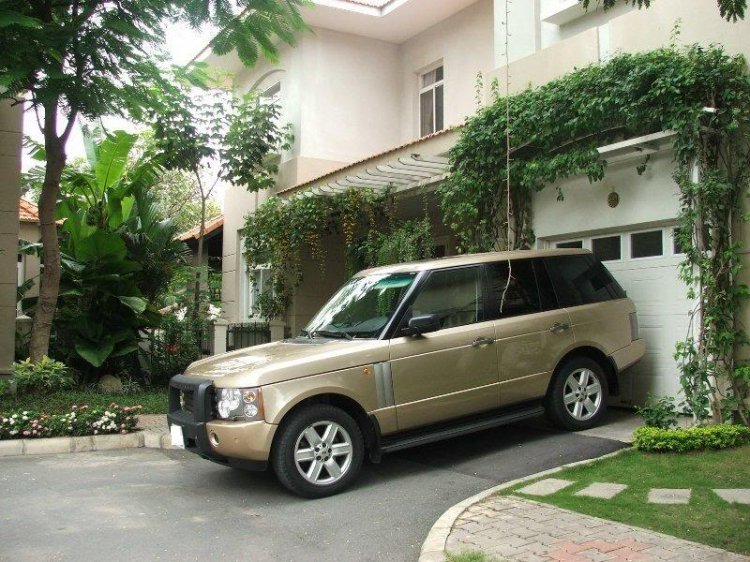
{"left": 29, "top": 114, "right": 66, "bottom": 362}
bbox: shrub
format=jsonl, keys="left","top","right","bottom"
{"left": 633, "top": 424, "right": 750, "bottom": 453}
{"left": 635, "top": 394, "right": 679, "bottom": 429}
{"left": 13, "top": 357, "right": 75, "bottom": 394}
{"left": 0, "top": 403, "right": 141, "bottom": 440}
{"left": 148, "top": 313, "right": 205, "bottom": 385}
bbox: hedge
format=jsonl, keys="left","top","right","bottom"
{"left": 633, "top": 424, "right": 750, "bottom": 453}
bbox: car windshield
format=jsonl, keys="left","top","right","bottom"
{"left": 303, "top": 272, "right": 417, "bottom": 339}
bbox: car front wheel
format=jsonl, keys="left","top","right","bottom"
{"left": 272, "top": 404, "right": 364, "bottom": 498}
{"left": 546, "top": 357, "right": 608, "bottom": 431}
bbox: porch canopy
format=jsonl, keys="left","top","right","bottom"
{"left": 276, "top": 128, "right": 459, "bottom": 200}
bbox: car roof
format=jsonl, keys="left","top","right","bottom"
{"left": 354, "top": 248, "right": 592, "bottom": 277}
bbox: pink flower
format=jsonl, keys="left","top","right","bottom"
{"left": 120, "top": 430, "right": 127, "bottom": 435}
{"left": 71, "top": 405, "right": 78, "bottom": 410}
{"left": 23, "top": 431, "right": 30, "bottom": 436}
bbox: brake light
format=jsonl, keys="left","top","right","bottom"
{"left": 629, "top": 312, "right": 640, "bottom": 341}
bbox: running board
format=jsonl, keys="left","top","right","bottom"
{"left": 379, "top": 405, "right": 545, "bottom": 455}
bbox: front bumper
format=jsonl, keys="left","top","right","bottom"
{"left": 167, "top": 375, "right": 274, "bottom": 471}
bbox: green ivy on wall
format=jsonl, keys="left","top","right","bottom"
{"left": 444, "top": 45, "right": 750, "bottom": 424}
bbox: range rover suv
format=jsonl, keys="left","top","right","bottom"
{"left": 168, "top": 249, "right": 644, "bottom": 498}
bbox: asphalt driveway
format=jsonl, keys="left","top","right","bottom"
{"left": 0, "top": 417, "right": 626, "bottom": 562}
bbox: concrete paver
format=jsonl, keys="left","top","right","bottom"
{"left": 647, "top": 489, "right": 691, "bottom": 505}
{"left": 713, "top": 489, "right": 750, "bottom": 505}
{"left": 575, "top": 483, "right": 628, "bottom": 500}
{"left": 445, "top": 496, "right": 749, "bottom": 562}
{"left": 517, "top": 478, "right": 576, "bottom": 496}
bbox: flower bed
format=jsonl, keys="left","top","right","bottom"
{"left": 0, "top": 403, "right": 141, "bottom": 440}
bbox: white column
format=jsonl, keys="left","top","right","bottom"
{"left": 269, "top": 319, "right": 286, "bottom": 342}
{"left": 213, "top": 319, "right": 228, "bottom": 355}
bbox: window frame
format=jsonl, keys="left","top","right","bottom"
{"left": 629, "top": 229, "right": 665, "bottom": 261}
{"left": 590, "top": 234, "right": 623, "bottom": 263}
{"left": 419, "top": 64, "right": 445, "bottom": 138}
{"left": 388, "top": 264, "right": 489, "bottom": 338}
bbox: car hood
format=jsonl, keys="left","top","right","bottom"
{"left": 184, "top": 338, "right": 390, "bottom": 388}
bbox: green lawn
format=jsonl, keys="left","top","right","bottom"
{"left": 503, "top": 446, "right": 750, "bottom": 555}
{"left": 0, "top": 389, "right": 168, "bottom": 415}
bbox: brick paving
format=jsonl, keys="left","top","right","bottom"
{"left": 446, "top": 495, "right": 749, "bottom": 561}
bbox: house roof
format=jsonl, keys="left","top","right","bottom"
{"left": 178, "top": 215, "right": 224, "bottom": 241}
{"left": 19, "top": 199, "right": 39, "bottom": 223}
{"left": 277, "top": 126, "right": 457, "bottom": 197}
{"left": 340, "top": 0, "right": 392, "bottom": 6}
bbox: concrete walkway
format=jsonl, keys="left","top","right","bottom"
{"left": 446, "top": 495, "right": 749, "bottom": 561}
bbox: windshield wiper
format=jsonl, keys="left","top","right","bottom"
{"left": 299, "top": 329, "right": 313, "bottom": 340}
{"left": 312, "top": 330, "right": 353, "bottom": 340}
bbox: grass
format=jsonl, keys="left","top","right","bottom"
{"left": 502, "top": 446, "right": 750, "bottom": 555}
{"left": 0, "top": 389, "right": 168, "bottom": 415}
{"left": 446, "top": 551, "right": 496, "bottom": 562}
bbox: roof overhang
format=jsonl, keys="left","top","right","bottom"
{"left": 279, "top": 128, "right": 458, "bottom": 200}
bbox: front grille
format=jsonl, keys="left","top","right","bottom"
{"left": 181, "top": 390, "right": 195, "bottom": 413}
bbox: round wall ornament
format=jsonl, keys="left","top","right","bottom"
{"left": 608, "top": 190, "right": 620, "bottom": 208}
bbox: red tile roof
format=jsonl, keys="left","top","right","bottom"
{"left": 179, "top": 215, "right": 224, "bottom": 241}
{"left": 19, "top": 199, "right": 39, "bottom": 223}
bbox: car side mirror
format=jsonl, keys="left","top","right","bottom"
{"left": 404, "top": 314, "right": 440, "bottom": 336}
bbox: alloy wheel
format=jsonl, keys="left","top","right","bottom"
{"left": 563, "top": 368, "right": 603, "bottom": 421}
{"left": 293, "top": 421, "right": 353, "bottom": 486}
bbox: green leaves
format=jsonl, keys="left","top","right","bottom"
{"left": 0, "top": 11, "right": 42, "bottom": 29}
{"left": 95, "top": 131, "right": 138, "bottom": 193}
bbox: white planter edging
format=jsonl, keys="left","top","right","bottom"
{"left": 0, "top": 431, "right": 177, "bottom": 458}
{"left": 418, "top": 448, "right": 629, "bottom": 562}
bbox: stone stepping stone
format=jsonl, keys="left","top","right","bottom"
{"left": 713, "top": 489, "right": 750, "bottom": 504}
{"left": 648, "top": 488, "right": 691, "bottom": 504}
{"left": 517, "top": 478, "right": 575, "bottom": 497}
{"left": 575, "top": 482, "right": 628, "bottom": 499}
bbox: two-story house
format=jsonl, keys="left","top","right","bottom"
{"left": 203, "top": 0, "right": 750, "bottom": 407}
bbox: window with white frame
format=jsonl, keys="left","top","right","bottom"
{"left": 420, "top": 65, "right": 444, "bottom": 137}
{"left": 246, "top": 266, "right": 272, "bottom": 319}
{"left": 261, "top": 81, "right": 281, "bottom": 105}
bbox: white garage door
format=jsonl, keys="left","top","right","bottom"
{"left": 551, "top": 225, "right": 693, "bottom": 407}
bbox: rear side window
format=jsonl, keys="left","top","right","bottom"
{"left": 545, "top": 254, "right": 626, "bottom": 306}
{"left": 487, "top": 259, "right": 540, "bottom": 319}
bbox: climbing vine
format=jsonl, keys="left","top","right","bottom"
{"left": 242, "top": 188, "right": 435, "bottom": 319}
{"left": 443, "top": 45, "right": 750, "bottom": 424}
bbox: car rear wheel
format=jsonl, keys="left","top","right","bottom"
{"left": 272, "top": 404, "right": 364, "bottom": 498}
{"left": 546, "top": 357, "right": 608, "bottom": 431}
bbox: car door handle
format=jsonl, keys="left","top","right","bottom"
{"left": 549, "top": 323, "right": 571, "bottom": 333}
{"left": 472, "top": 337, "right": 495, "bottom": 347}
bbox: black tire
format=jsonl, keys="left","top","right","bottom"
{"left": 271, "top": 404, "right": 364, "bottom": 498}
{"left": 545, "top": 356, "right": 609, "bottom": 431}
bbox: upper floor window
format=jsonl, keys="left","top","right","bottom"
{"left": 261, "top": 82, "right": 281, "bottom": 105}
{"left": 420, "top": 66, "right": 444, "bottom": 137}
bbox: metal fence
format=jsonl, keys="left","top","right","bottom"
{"left": 198, "top": 323, "right": 215, "bottom": 356}
{"left": 226, "top": 322, "right": 271, "bottom": 352}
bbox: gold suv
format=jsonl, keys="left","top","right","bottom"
{"left": 168, "top": 249, "right": 644, "bottom": 498}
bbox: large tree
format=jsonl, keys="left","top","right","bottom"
{"left": 0, "top": 0, "right": 307, "bottom": 361}
{"left": 580, "top": 0, "right": 746, "bottom": 21}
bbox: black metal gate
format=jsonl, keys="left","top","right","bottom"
{"left": 226, "top": 322, "right": 271, "bottom": 351}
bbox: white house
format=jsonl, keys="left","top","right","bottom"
{"left": 203, "top": 0, "right": 750, "bottom": 407}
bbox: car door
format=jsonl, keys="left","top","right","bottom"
{"left": 389, "top": 266, "right": 500, "bottom": 430}
{"left": 487, "top": 259, "right": 575, "bottom": 407}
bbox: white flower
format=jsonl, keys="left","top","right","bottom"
{"left": 175, "top": 308, "right": 187, "bottom": 322}
{"left": 207, "top": 304, "right": 222, "bottom": 321}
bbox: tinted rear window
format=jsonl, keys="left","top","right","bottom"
{"left": 545, "top": 254, "right": 626, "bottom": 306}
{"left": 487, "top": 259, "right": 540, "bottom": 319}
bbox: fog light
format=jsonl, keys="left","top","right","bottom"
{"left": 210, "top": 432, "right": 220, "bottom": 446}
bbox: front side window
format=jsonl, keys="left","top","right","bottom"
{"left": 420, "top": 66, "right": 444, "bottom": 137}
{"left": 304, "top": 273, "right": 416, "bottom": 339}
{"left": 487, "top": 259, "right": 540, "bottom": 319}
{"left": 407, "top": 267, "right": 482, "bottom": 330}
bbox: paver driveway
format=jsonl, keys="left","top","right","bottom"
{"left": 0, "top": 419, "right": 625, "bottom": 562}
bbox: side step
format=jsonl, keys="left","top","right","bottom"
{"left": 379, "top": 405, "right": 545, "bottom": 455}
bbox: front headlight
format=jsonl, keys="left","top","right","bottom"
{"left": 215, "top": 387, "right": 264, "bottom": 421}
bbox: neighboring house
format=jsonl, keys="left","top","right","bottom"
{"left": 204, "top": 0, "right": 750, "bottom": 406}
{"left": 179, "top": 215, "right": 224, "bottom": 304}
{"left": 17, "top": 198, "right": 42, "bottom": 306}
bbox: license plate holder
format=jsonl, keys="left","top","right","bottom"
{"left": 170, "top": 424, "right": 186, "bottom": 449}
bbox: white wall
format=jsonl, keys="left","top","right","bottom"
{"left": 533, "top": 152, "right": 681, "bottom": 241}
{"left": 400, "top": 0, "right": 495, "bottom": 142}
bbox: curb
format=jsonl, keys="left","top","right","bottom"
{"left": 418, "top": 448, "right": 629, "bottom": 562}
{"left": 0, "top": 431, "right": 176, "bottom": 457}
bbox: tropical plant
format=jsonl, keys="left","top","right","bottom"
{"left": 0, "top": 0, "right": 308, "bottom": 362}
{"left": 579, "top": 0, "right": 746, "bottom": 21}
{"left": 12, "top": 357, "right": 75, "bottom": 394}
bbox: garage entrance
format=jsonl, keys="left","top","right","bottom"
{"left": 546, "top": 224, "right": 693, "bottom": 407}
